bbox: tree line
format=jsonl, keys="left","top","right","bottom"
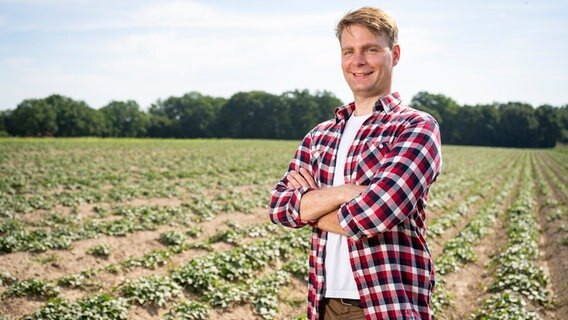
{"left": 0, "top": 90, "right": 566, "bottom": 148}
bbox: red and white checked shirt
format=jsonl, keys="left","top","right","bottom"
{"left": 269, "top": 92, "right": 442, "bottom": 320}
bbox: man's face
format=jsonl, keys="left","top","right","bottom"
{"left": 340, "top": 24, "right": 400, "bottom": 101}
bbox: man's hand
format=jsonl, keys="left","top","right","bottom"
{"left": 286, "top": 168, "right": 318, "bottom": 189}
{"left": 285, "top": 167, "right": 367, "bottom": 224}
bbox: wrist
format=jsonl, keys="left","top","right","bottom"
{"left": 337, "top": 184, "right": 364, "bottom": 202}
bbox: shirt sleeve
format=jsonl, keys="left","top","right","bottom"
{"left": 269, "top": 131, "right": 316, "bottom": 228}
{"left": 338, "top": 115, "right": 442, "bottom": 240}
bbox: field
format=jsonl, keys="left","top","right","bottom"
{"left": 0, "top": 138, "right": 567, "bottom": 320}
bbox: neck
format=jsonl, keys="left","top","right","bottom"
{"left": 353, "top": 95, "right": 380, "bottom": 116}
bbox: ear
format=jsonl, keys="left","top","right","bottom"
{"left": 392, "top": 44, "right": 401, "bottom": 66}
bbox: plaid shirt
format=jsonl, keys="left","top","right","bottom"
{"left": 269, "top": 92, "right": 442, "bottom": 320}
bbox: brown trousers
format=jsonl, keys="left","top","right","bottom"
{"left": 321, "top": 298, "right": 366, "bottom": 320}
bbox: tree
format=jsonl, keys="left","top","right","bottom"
{"left": 313, "top": 90, "right": 343, "bottom": 123}
{"left": 497, "top": 102, "right": 539, "bottom": 148}
{"left": 535, "top": 105, "right": 561, "bottom": 148}
{"left": 45, "top": 95, "right": 102, "bottom": 137}
{"left": 147, "top": 113, "right": 175, "bottom": 138}
{"left": 7, "top": 99, "right": 57, "bottom": 136}
{"left": 454, "top": 104, "right": 500, "bottom": 146}
{"left": 556, "top": 105, "right": 568, "bottom": 144}
{"left": 149, "top": 92, "right": 225, "bottom": 138}
{"left": 217, "top": 91, "right": 276, "bottom": 138}
{"left": 411, "top": 92, "right": 460, "bottom": 144}
{"left": 100, "top": 100, "right": 149, "bottom": 137}
{"left": 0, "top": 110, "right": 10, "bottom": 136}
{"left": 279, "top": 89, "right": 342, "bottom": 139}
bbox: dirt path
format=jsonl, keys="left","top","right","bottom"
{"left": 534, "top": 152, "right": 568, "bottom": 319}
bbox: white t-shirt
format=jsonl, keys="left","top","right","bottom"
{"left": 324, "top": 112, "right": 371, "bottom": 299}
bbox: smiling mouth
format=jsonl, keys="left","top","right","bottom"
{"left": 353, "top": 72, "right": 373, "bottom": 77}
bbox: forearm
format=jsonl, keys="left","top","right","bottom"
{"left": 299, "top": 184, "right": 366, "bottom": 221}
{"left": 316, "top": 210, "right": 348, "bottom": 236}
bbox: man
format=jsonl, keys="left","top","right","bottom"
{"left": 269, "top": 6, "right": 442, "bottom": 320}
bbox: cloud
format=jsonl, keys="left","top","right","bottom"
{"left": 95, "top": 29, "right": 342, "bottom": 104}
{"left": 72, "top": 0, "right": 340, "bottom": 32}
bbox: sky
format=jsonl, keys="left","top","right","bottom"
{"left": 0, "top": 0, "right": 567, "bottom": 111}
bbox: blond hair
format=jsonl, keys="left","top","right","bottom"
{"left": 336, "top": 7, "right": 398, "bottom": 49}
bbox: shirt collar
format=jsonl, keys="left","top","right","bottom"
{"left": 334, "top": 92, "right": 402, "bottom": 123}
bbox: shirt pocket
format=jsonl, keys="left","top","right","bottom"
{"left": 354, "top": 137, "right": 392, "bottom": 185}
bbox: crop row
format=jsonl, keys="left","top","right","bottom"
{"left": 7, "top": 226, "right": 309, "bottom": 320}
{"left": 428, "top": 155, "right": 514, "bottom": 239}
{"left": 470, "top": 160, "right": 550, "bottom": 319}
{"left": 1, "top": 221, "right": 283, "bottom": 295}
{"left": 0, "top": 139, "right": 289, "bottom": 217}
{"left": 0, "top": 185, "right": 267, "bottom": 254}
{"left": 428, "top": 149, "right": 514, "bottom": 211}
{"left": 431, "top": 155, "right": 521, "bottom": 315}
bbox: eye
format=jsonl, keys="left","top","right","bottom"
{"left": 366, "top": 47, "right": 379, "bottom": 53}
{"left": 342, "top": 50, "right": 353, "bottom": 56}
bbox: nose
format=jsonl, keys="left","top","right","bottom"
{"left": 353, "top": 52, "right": 366, "bottom": 66}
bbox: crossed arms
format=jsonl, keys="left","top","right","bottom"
{"left": 268, "top": 115, "right": 442, "bottom": 240}
{"left": 285, "top": 168, "right": 366, "bottom": 235}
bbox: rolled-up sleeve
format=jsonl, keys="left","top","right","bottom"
{"left": 338, "top": 115, "right": 442, "bottom": 240}
{"left": 269, "top": 131, "right": 315, "bottom": 228}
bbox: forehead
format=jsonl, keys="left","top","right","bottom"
{"left": 340, "top": 25, "right": 388, "bottom": 47}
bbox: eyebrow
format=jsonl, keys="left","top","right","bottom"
{"left": 341, "top": 43, "right": 381, "bottom": 51}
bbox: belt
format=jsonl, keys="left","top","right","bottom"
{"left": 338, "top": 298, "right": 363, "bottom": 308}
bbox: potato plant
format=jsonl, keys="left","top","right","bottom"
{"left": 1, "top": 140, "right": 566, "bottom": 320}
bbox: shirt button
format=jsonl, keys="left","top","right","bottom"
{"left": 378, "top": 144, "right": 383, "bottom": 149}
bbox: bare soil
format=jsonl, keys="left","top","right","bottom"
{"left": 0, "top": 195, "right": 273, "bottom": 319}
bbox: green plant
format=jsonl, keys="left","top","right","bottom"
{"left": 186, "top": 225, "right": 203, "bottom": 238}
{"left": 21, "top": 294, "right": 129, "bottom": 320}
{"left": 470, "top": 292, "right": 540, "bottom": 320}
{"left": 122, "top": 249, "right": 172, "bottom": 269}
{"left": 3, "top": 278, "right": 59, "bottom": 298}
{"left": 121, "top": 276, "right": 182, "bottom": 307}
{"left": 164, "top": 300, "right": 209, "bottom": 320}
{"left": 159, "top": 231, "right": 187, "bottom": 247}
{"left": 88, "top": 243, "right": 112, "bottom": 257}
{"left": 57, "top": 270, "right": 97, "bottom": 288}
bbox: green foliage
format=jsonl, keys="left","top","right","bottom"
{"left": 471, "top": 165, "right": 552, "bottom": 319}
{"left": 21, "top": 294, "right": 129, "bottom": 320}
{"left": 57, "top": 270, "right": 97, "bottom": 288}
{"left": 121, "top": 276, "right": 182, "bottom": 307}
{"left": 7, "top": 99, "right": 57, "bottom": 136}
{"left": 99, "top": 100, "right": 149, "bottom": 137}
{"left": 186, "top": 225, "right": 203, "bottom": 238}
{"left": 411, "top": 91, "right": 564, "bottom": 147}
{"left": 2, "top": 140, "right": 566, "bottom": 320}
{"left": 171, "top": 231, "right": 309, "bottom": 293}
{"left": 3, "top": 278, "right": 59, "bottom": 298}
{"left": 121, "top": 250, "right": 172, "bottom": 270}
{"left": 283, "top": 254, "right": 309, "bottom": 281}
{"left": 246, "top": 270, "right": 290, "bottom": 320}
{"left": 159, "top": 230, "right": 187, "bottom": 247}
{"left": 431, "top": 278, "right": 452, "bottom": 315}
{"left": 88, "top": 243, "right": 112, "bottom": 257}
{"left": 470, "top": 292, "right": 540, "bottom": 320}
{"left": 164, "top": 300, "right": 210, "bottom": 320}
{"left": 2, "top": 90, "right": 566, "bottom": 146}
